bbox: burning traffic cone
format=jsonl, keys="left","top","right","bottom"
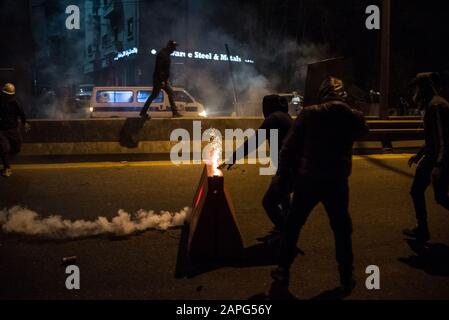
{"left": 186, "top": 163, "right": 244, "bottom": 262}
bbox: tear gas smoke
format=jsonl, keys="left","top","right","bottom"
{"left": 0, "top": 206, "right": 190, "bottom": 239}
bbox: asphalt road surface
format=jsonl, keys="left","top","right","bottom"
{"left": 1, "top": 154, "right": 449, "bottom": 300}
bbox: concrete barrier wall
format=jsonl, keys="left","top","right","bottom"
{"left": 21, "top": 118, "right": 424, "bottom": 156}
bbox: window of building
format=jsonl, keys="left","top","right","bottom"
{"left": 128, "top": 18, "right": 134, "bottom": 38}
{"left": 102, "top": 34, "right": 109, "bottom": 48}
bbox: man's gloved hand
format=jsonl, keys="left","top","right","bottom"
{"left": 408, "top": 154, "right": 422, "bottom": 167}
{"left": 24, "top": 122, "right": 31, "bottom": 133}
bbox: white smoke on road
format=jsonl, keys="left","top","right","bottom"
{"left": 0, "top": 206, "right": 190, "bottom": 239}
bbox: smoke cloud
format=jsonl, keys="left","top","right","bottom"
{"left": 0, "top": 206, "right": 189, "bottom": 239}
{"left": 31, "top": 0, "right": 333, "bottom": 118}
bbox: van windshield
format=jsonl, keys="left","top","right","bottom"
{"left": 137, "top": 90, "right": 163, "bottom": 103}
{"left": 174, "top": 90, "right": 193, "bottom": 103}
{"left": 96, "top": 90, "right": 134, "bottom": 103}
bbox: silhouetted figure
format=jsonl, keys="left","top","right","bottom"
{"left": 405, "top": 72, "right": 449, "bottom": 243}
{"left": 140, "top": 40, "right": 182, "bottom": 119}
{"left": 271, "top": 76, "right": 368, "bottom": 297}
{"left": 0, "top": 83, "right": 30, "bottom": 177}
{"left": 220, "top": 95, "right": 293, "bottom": 243}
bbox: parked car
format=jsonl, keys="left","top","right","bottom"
{"left": 89, "top": 86, "right": 207, "bottom": 118}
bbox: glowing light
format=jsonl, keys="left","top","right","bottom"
{"left": 199, "top": 110, "right": 207, "bottom": 117}
{"left": 206, "top": 130, "right": 222, "bottom": 176}
{"left": 114, "top": 47, "right": 138, "bottom": 61}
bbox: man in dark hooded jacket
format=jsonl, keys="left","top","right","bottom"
{"left": 404, "top": 72, "right": 449, "bottom": 243}
{"left": 220, "top": 94, "right": 293, "bottom": 242}
{"left": 270, "top": 76, "right": 368, "bottom": 296}
{"left": 140, "top": 40, "right": 182, "bottom": 118}
{"left": 0, "top": 83, "right": 30, "bottom": 177}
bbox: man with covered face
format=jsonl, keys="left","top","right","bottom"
{"left": 140, "top": 40, "right": 182, "bottom": 118}
{"left": 404, "top": 72, "right": 449, "bottom": 243}
{"left": 0, "top": 83, "right": 30, "bottom": 177}
{"left": 220, "top": 94, "right": 293, "bottom": 243}
{"left": 270, "top": 76, "right": 368, "bottom": 297}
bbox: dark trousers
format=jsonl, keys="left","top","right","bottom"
{"left": 410, "top": 156, "right": 449, "bottom": 229}
{"left": 0, "top": 128, "right": 22, "bottom": 169}
{"left": 262, "top": 176, "right": 291, "bottom": 231}
{"left": 279, "top": 177, "right": 353, "bottom": 276}
{"left": 141, "top": 80, "right": 178, "bottom": 115}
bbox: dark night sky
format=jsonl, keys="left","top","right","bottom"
{"left": 1, "top": 0, "right": 449, "bottom": 108}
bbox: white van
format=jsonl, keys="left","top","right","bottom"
{"left": 89, "top": 86, "right": 206, "bottom": 118}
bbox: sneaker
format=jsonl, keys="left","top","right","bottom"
{"left": 403, "top": 226, "right": 430, "bottom": 243}
{"left": 1, "top": 168, "right": 12, "bottom": 178}
{"left": 140, "top": 112, "right": 151, "bottom": 119}
{"left": 269, "top": 267, "right": 292, "bottom": 300}
{"left": 256, "top": 229, "right": 281, "bottom": 243}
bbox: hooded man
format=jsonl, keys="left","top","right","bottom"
{"left": 220, "top": 94, "right": 293, "bottom": 243}
{"left": 0, "top": 83, "right": 30, "bottom": 177}
{"left": 140, "top": 40, "right": 182, "bottom": 118}
{"left": 270, "top": 76, "right": 368, "bottom": 297}
{"left": 404, "top": 72, "right": 449, "bottom": 243}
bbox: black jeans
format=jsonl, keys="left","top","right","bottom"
{"left": 141, "top": 80, "right": 178, "bottom": 115}
{"left": 0, "top": 128, "right": 22, "bottom": 169}
{"left": 262, "top": 175, "right": 291, "bottom": 231}
{"left": 278, "top": 177, "right": 353, "bottom": 276}
{"left": 410, "top": 156, "right": 449, "bottom": 229}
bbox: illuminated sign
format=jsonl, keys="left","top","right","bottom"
{"left": 162, "top": 50, "right": 254, "bottom": 64}
{"left": 113, "top": 47, "right": 254, "bottom": 64}
{"left": 114, "top": 47, "right": 138, "bottom": 61}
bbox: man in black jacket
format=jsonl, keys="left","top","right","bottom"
{"left": 140, "top": 40, "right": 182, "bottom": 118}
{"left": 270, "top": 76, "right": 368, "bottom": 297}
{"left": 0, "top": 83, "right": 30, "bottom": 177}
{"left": 404, "top": 72, "right": 449, "bottom": 243}
{"left": 220, "top": 95, "right": 293, "bottom": 242}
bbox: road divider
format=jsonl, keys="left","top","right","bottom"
{"left": 22, "top": 118, "right": 423, "bottom": 156}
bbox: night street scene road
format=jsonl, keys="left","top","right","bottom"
{"left": 1, "top": 0, "right": 449, "bottom": 312}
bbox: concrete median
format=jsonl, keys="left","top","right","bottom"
{"left": 20, "top": 117, "right": 424, "bottom": 156}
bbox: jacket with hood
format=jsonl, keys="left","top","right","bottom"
{"left": 0, "top": 93, "right": 27, "bottom": 130}
{"left": 413, "top": 73, "right": 449, "bottom": 167}
{"left": 153, "top": 48, "right": 171, "bottom": 83}
{"left": 278, "top": 77, "right": 369, "bottom": 181}
{"left": 230, "top": 94, "right": 293, "bottom": 164}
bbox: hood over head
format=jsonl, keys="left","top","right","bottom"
{"left": 318, "top": 76, "right": 348, "bottom": 102}
{"left": 262, "top": 94, "right": 288, "bottom": 118}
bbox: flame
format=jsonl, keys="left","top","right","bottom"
{"left": 207, "top": 130, "right": 222, "bottom": 176}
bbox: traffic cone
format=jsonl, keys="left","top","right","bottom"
{"left": 187, "top": 164, "right": 244, "bottom": 262}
